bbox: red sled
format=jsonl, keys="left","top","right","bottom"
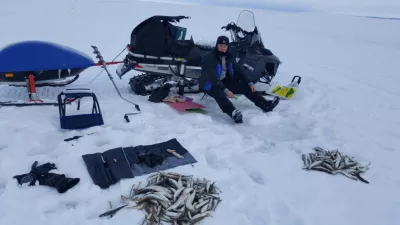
{"left": 164, "top": 97, "right": 206, "bottom": 113}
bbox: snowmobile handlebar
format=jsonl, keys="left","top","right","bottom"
{"left": 177, "top": 16, "right": 190, "bottom": 20}
{"left": 160, "top": 15, "right": 190, "bottom": 23}
{"left": 171, "top": 16, "right": 190, "bottom": 22}
{"left": 222, "top": 22, "right": 253, "bottom": 43}
{"left": 221, "top": 22, "right": 246, "bottom": 33}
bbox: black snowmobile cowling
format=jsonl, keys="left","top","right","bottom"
{"left": 222, "top": 22, "right": 282, "bottom": 83}
{"left": 129, "top": 15, "right": 196, "bottom": 58}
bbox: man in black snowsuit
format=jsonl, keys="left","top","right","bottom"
{"left": 199, "top": 35, "right": 280, "bottom": 123}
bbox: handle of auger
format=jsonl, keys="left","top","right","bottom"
{"left": 124, "top": 114, "right": 130, "bottom": 123}
{"left": 124, "top": 112, "right": 141, "bottom": 123}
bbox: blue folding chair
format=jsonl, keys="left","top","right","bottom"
{"left": 58, "top": 88, "right": 104, "bottom": 130}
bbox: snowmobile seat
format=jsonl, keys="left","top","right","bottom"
{"left": 120, "top": 15, "right": 215, "bottom": 78}
{"left": 125, "top": 40, "right": 212, "bottom": 68}
{"left": 128, "top": 15, "right": 196, "bottom": 59}
{"left": 58, "top": 88, "right": 104, "bottom": 130}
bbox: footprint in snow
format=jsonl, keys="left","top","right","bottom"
{"left": 246, "top": 169, "right": 266, "bottom": 185}
{"left": 205, "top": 151, "right": 228, "bottom": 169}
{"left": 0, "top": 183, "right": 6, "bottom": 196}
{"left": 270, "top": 200, "right": 305, "bottom": 225}
{"left": 0, "top": 144, "right": 7, "bottom": 151}
{"left": 43, "top": 201, "right": 79, "bottom": 214}
{"left": 245, "top": 209, "right": 273, "bottom": 225}
{"left": 95, "top": 138, "right": 111, "bottom": 147}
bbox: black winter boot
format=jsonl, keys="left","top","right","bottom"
{"left": 231, "top": 109, "right": 243, "bottom": 123}
{"left": 257, "top": 96, "right": 280, "bottom": 112}
{"left": 38, "top": 173, "right": 80, "bottom": 193}
{"left": 220, "top": 104, "right": 243, "bottom": 123}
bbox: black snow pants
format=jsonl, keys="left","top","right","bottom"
{"left": 205, "top": 79, "right": 273, "bottom": 116}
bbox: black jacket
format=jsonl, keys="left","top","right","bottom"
{"left": 198, "top": 49, "right": 236, "bottom": 91}
{"left": 199, "top": 49, "right": 252, "bottom": 91}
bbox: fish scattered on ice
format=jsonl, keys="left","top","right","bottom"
{"left": 301, "top": 147, "right": 371, "bottom": 184}
{"left": 103, "top": 171, "right": 221, "bottom": 224}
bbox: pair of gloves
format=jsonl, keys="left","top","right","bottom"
{"left": 13, "top": 161, "right": 80, "bottom": 194}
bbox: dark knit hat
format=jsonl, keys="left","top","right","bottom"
{"left": 216, "top": 35, "right": 229, "bottom": 45}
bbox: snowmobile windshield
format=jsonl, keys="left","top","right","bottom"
{"left": 236, "top": 10, "right": 262, "bottom": 46}
{"left": 236, "top": 10, "right": 255, "bottom": 33}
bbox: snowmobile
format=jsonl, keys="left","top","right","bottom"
{"left": 116, "top": 10, "right": 301, "bottom": 99}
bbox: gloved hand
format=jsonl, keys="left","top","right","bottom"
{"left": 13, "top": 161, "right": 57, "bottom": 186}
{"left": 30, "top": 161, "right": 57, "bottom": 175}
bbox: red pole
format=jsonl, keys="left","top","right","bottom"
{"left": 28, "top": 74, "right": 36, "bottom": 95}
{"left": 94, "top": 61, "right": 124, "bottom": 66}
{"left": 27, "top": 74, "right": 43, "bottom": 102}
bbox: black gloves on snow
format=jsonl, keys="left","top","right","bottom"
{"left": 13, "top": 161, "right": 80, "bottom": 193}
{"left": 13, "top": 161, "right": 56, "bottom": 186}
{"left": 39, "top": 173, "right": 80, "bottom": 194}
{"left": 137, "top": 148, "right": 166, "bottom": 168}
{"left": 138, "top": 153, "right": 165, "bottom": 168}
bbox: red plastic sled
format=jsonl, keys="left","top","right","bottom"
{"left": 164, "top": 97, "right": 206, "bottom": 113}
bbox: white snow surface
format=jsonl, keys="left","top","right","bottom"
{"left": 140, "top": 0, "right": 400, "bottom": 18}
{"left": 1, "top": 0, "right": 400, "bottom": 225}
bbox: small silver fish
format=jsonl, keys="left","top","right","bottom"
{"left": 302, "top": 147, "right": 370, "bottom": 183}
{"left": 115, "top": 171, "right": 221, "bottom": 225}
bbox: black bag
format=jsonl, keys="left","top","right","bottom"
{"left": 148, "top": 83, "right": 172, "bottom": 103}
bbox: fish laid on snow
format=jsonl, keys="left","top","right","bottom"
{"left": 113, "top": 171, "right": 222, "bottom": 224}
{"left": 301, "top": 147, "right": 370, "bottom": 184}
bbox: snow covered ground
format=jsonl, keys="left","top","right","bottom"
{"left": 1, "top": 0, "right": 400, "bottom": 225}
{"left": 138, "top": 0, "right": 400, "bottom": 18}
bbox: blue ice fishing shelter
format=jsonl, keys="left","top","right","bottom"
{"left": 0, "top": 40, "right": 95, "bottom": 73}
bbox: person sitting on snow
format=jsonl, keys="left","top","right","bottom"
{"left": 198, "top": 35, "right": 280, "bottom": 123}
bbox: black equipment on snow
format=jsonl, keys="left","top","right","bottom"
{"left": 13, "top": 161, "right": 80, "bottom": 193}
{"left": 64, "top": 132, "right": 98, "bottom": 142}
{"left": 148, "top": 83, "right": 173, "bottom": 103}
{"left": 115, "top": 10, "right": 299, "bottom": 97}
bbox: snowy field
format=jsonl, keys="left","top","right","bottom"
{"left": 137, "top": 0, "right": 400, "bottom": 18}
{"left": 1, "top": 0, "right": 400, "bottom": 225}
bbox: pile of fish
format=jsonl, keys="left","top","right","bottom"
{"left": 119, "top": 171, "right": 222, "bottom": 224}
{"left": 301, "top": 147, "right": 371, "bottom": 183}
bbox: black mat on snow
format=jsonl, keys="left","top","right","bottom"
{"left": 82, "top": 138, "right": 197, "bottom": 189}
